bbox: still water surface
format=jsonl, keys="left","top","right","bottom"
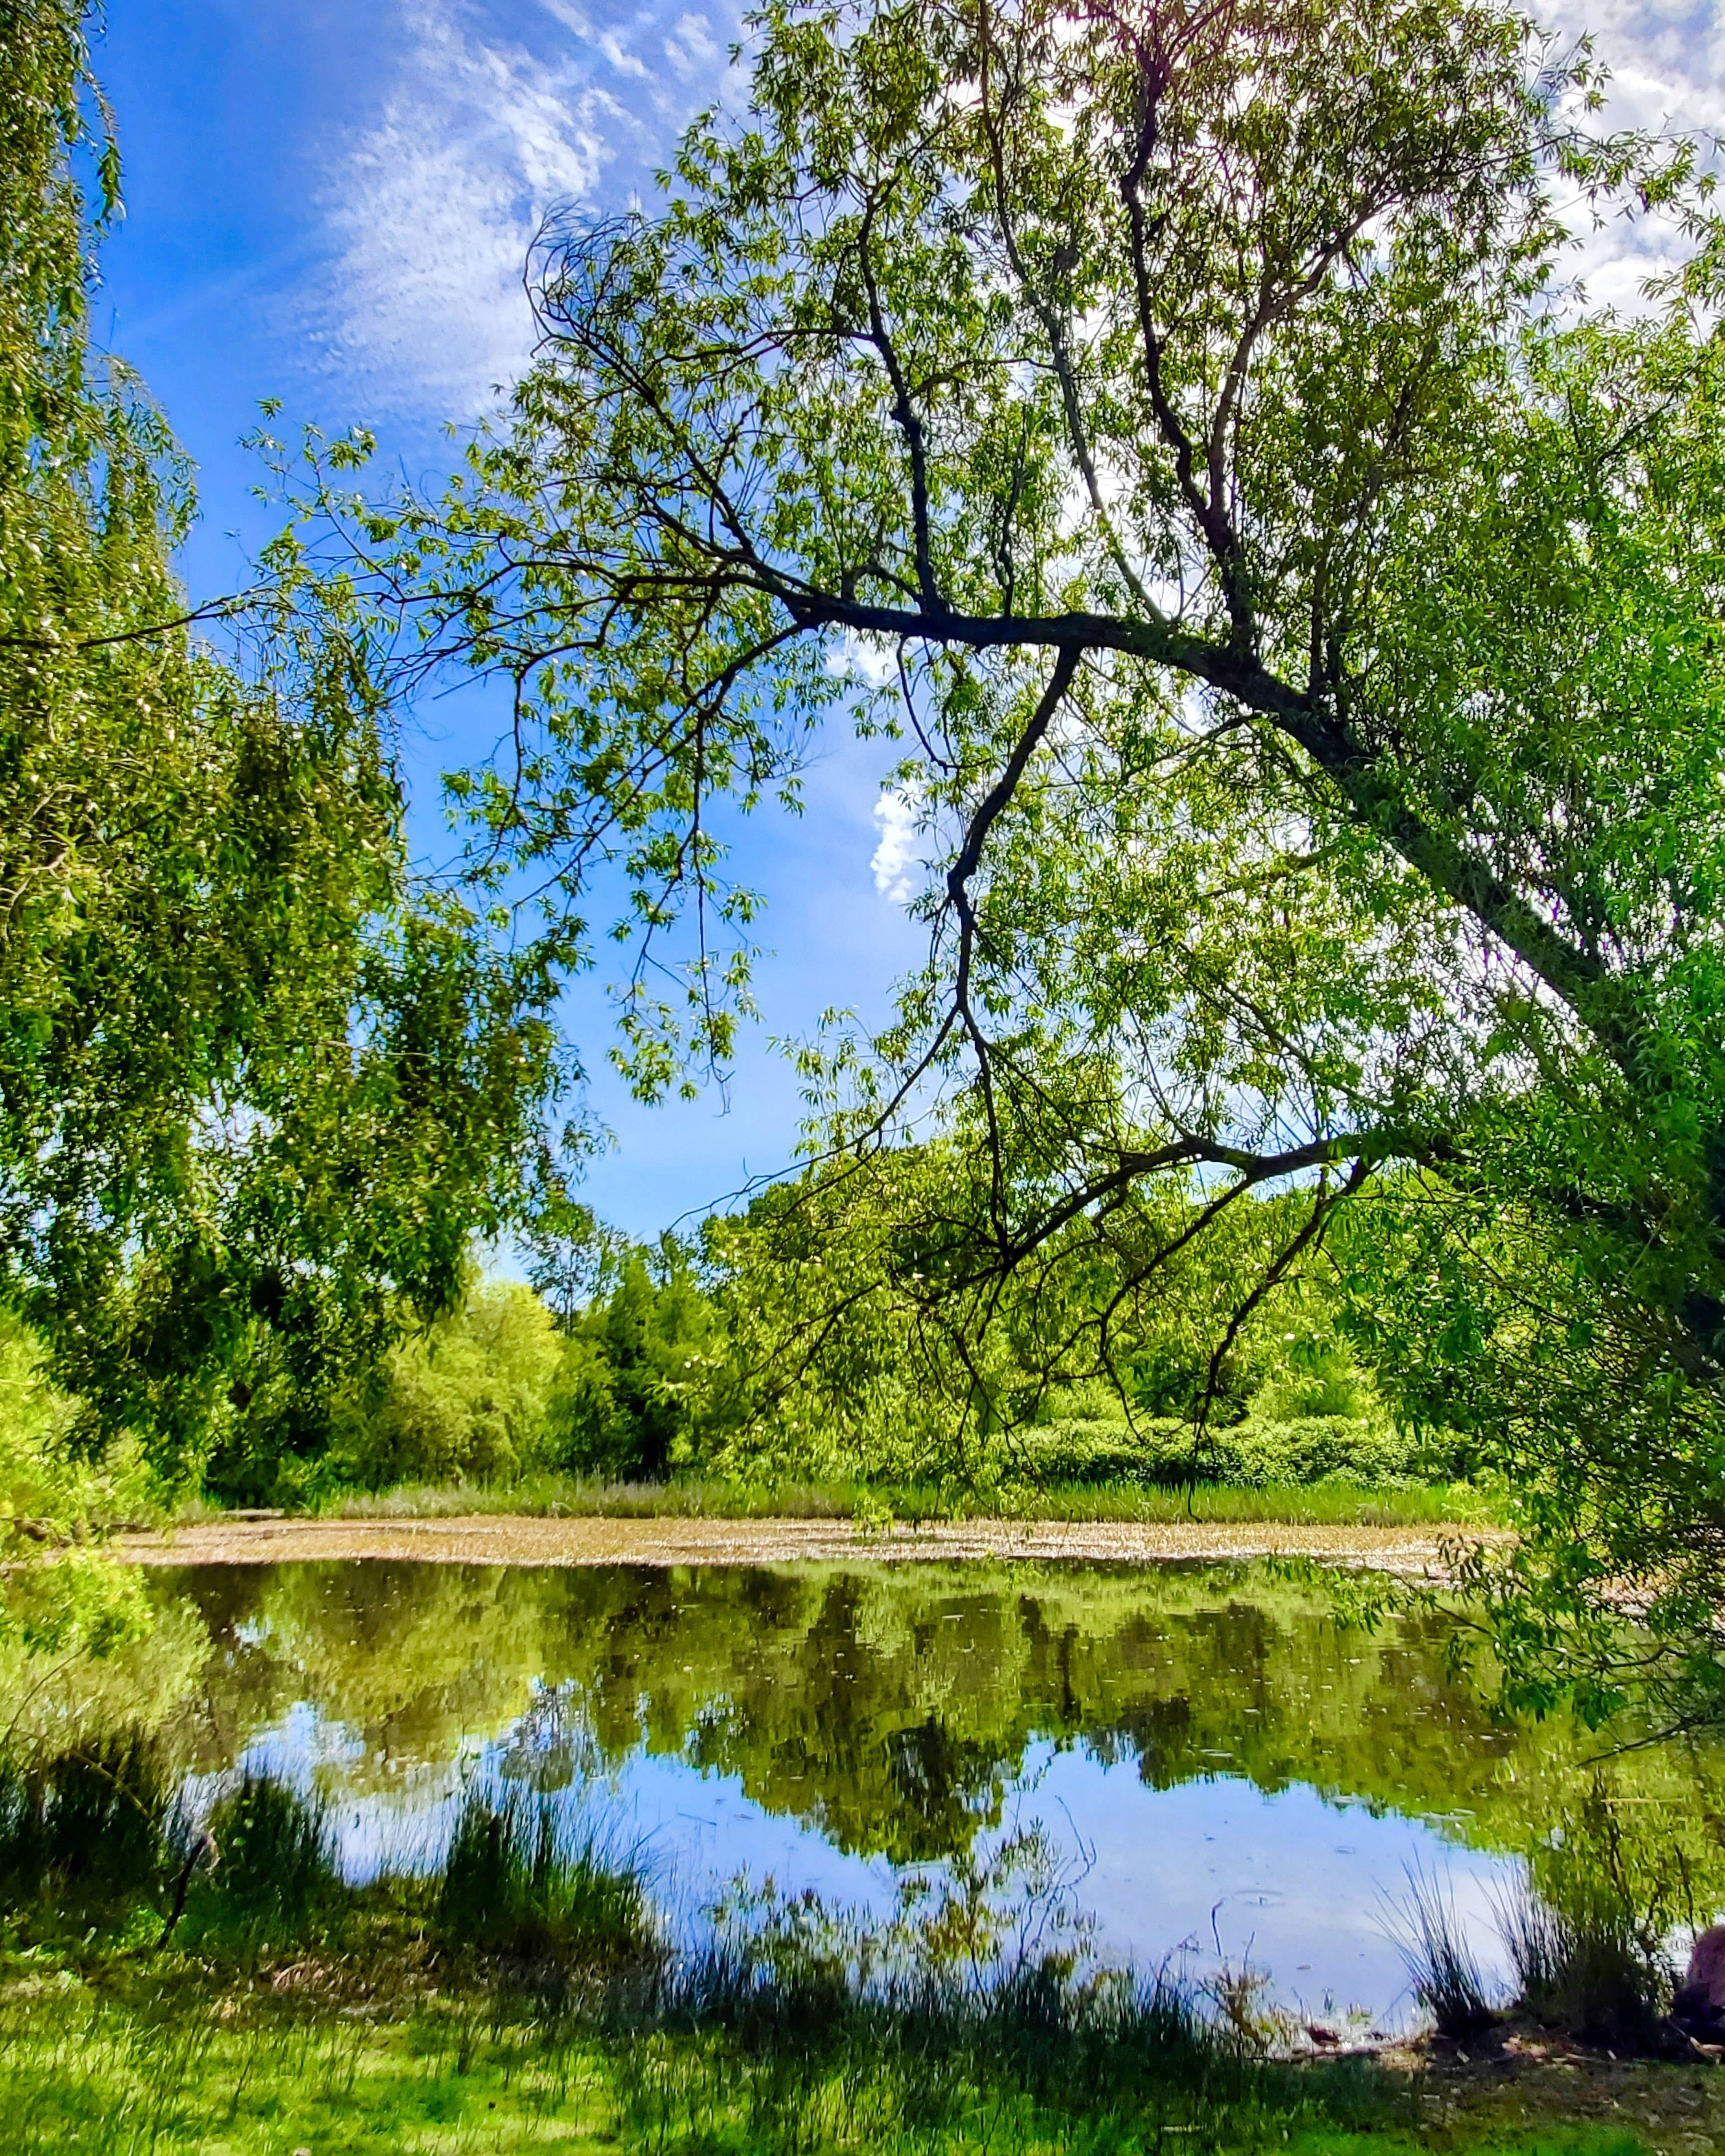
{"left": 143, "top": 1558, "right": 1725, "bottom": 2023}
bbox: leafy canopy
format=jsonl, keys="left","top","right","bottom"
{"left": 311, "top": 0, "right": 1725, "bottom": 1716}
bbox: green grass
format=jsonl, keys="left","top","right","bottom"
{"left": 0, "top": 1742, "right": 1660, "bottom": 2155}
{"left": 0, "top": 1976, "right": 611, "bottom": 2154}
{"left": 0, "top": 1956, "right": 1670, "bottom": 2156}
{"left": 0, "top": 1747, "right": 1686, "bottom": 2156}
{"left": 189, "top": 1473, "right": 1505, "bottom": 1530}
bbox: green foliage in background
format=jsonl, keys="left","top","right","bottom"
{"left": 685, "top": 1162, "right": 1438, "bottom": 1492}
{"left": 545, "top": 1249, "right": 731, "bottom": 1479}
{"left": 322, "top": 1282, "right": 565, "bottom": 1496}
{"left": 282, "top": 1220, "right": 1435, "bottom": 1501}
{"left": 295, "top": 1259, "right": 726, "bottom": 1496}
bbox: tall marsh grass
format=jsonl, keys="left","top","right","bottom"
{"left": 1493, "top": 1861, "right": 1673, "bottom": 2051}
{"left": 437, "top": 1785, "right": 658, "bottom": 1974}
{"left": 175, "top": 1774, "right": 340, "bottom": 1955}
{"left": 1380, "top": 1863, "right": 1497, "bottom": 2039}
{"left": 291, "top": 1472, "right": 1500, "bottom": 1529}
{"left": 1385, "top": 1821, "right": 1685, "bottom": 2053}
{"left": 0, "top": 1735, "right": 170, "bottom": 1928}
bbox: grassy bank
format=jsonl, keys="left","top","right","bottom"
{"left": 168, "top": 1474, "right": 1505, "bottom": 1531}
{"left": 0, "top": 1748, "right": 1706, "bottom": 2155}
{"left": 0, "top": 1956, "right": 1676, "bottom": 2156}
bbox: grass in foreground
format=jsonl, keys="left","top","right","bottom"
{"left": 0, "top": 1963, "right": 1676, "bottom": 2156}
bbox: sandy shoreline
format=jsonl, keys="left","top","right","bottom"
{"left": 116, "top": 1512, "right": 1490, "bottom": 1576}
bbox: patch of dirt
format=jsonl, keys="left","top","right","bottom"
{"left": 115, "top": 1513, "right": 1486, "bottom": 1574}
{"left": 1372, "top": 2027, "right": 1725, "bottom": 2155}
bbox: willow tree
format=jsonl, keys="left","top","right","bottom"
{"left": 0, "top": 1, "right": 566, "bottom": 1509}
{"left": 329, "top": 0, "right": 1725, "bottom": 1716}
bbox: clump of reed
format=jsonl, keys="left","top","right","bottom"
{"left": 1385, "top": 1810, "right": 1685, "bottom": 2055}
{"left": 1490, "top": 1867, "right": 1668, "bottom": 2052}
{"left": 174, "top": 1774, "right": 342, "bottom": 1956}
{"left": 1381, "top": 1862, "right": 1498, "bottom": 2040}
{"left": 436, "top": 1785, "right": 658, "bottom": 1978}
{"left": 0, "top": 1745, "right": 354, "bottom": 1963}
{"left": 0, "top": 1735, "right": 172, "bottom": 1932}
{"left": 1502, "top": 1780, "right": 1685, "bottom": 2052}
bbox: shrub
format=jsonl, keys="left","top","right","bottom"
{"left": 1014, "top": 1411, "right": 1424, "bottom": 1489}
{"left": 328, "top": 1282, "right": 563, "bottom": 1489}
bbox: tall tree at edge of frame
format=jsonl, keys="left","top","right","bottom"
{"left": 315, "top": 0, "right": 1725, "bottom": 1720}
{"left": 0, "top": 1, "right": 568, "bottom": 1502}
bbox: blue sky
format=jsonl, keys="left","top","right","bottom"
{"left": 91, "top": 0, "right": 1720, "bottom": 1240}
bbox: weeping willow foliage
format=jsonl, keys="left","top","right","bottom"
{"left": 291, "top": 0, "right": 1725, "bottom": 1723}
{"left": 0, "top": 3, "right": 567, "bottom": 1508}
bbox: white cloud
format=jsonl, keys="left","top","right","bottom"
{"left": 299, "top": 0, "right": 1718, "bottom": 425}
{"left": 665, "top": 12, "right": 722, "bottom": 79}
{"left": 306, "top": 3, "right": 608, "bottom": 415}
{"left": 1535, "top": 0, "right": 1725, "bottom": 311}
{"left": 303, "top": 0, "right": 739, "bottom": 418}
{"left": 596, "top": 30, "right": 649, "bottom": 79}
{"left": 1542, "top": 0, "right": 1724, "bottom": 127}
{"left": 870, "top": 789, "right": 922, "bottom": 904}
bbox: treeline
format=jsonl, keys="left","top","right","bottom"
{"left": 187, "top": 1166, "right": 1466, "bottom": 1505}
{"left": 316, "top": 1255, "right": 721, "bottom": 1497}
{"left": 0, "top": 1141, "right": 1469, "bottom": 1512}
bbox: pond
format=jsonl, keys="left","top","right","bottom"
{"left": 122, "top": 1558, "right": 1725, "bottom": 2026}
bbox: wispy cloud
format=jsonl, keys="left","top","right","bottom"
{"left": 303, "top": 0, "right": 737, "bottom": 418}
{"left": 1537, "top": 0, "right": 1725, "bottom": 310}
{"left": 665, "top": 12, "right": 723, "bottom": 79}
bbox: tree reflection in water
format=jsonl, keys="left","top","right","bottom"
{"left": 22, "top": 1556, "right": 1721, "bottom": 2006}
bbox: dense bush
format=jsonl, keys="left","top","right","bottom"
{"left": 1011, "top": 1412, "right": 1425, "bottom": 1491}
{"left": 325, "top": 1282, "right": 563, "bottom": 1489}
